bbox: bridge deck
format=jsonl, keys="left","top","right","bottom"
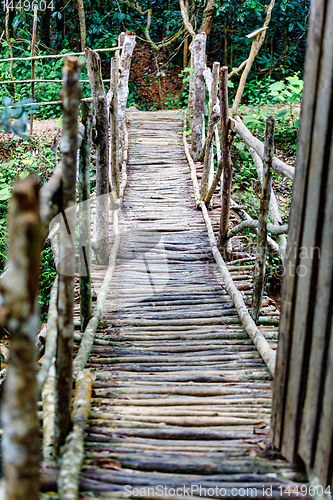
{"left": 78, "top": 111, "right": 306, "bottom": 498}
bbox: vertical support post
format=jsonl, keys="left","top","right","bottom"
{"left": 251, "top": 117, "right": 274, "bottom": 322}
{"left": 110, "top": 56, "right": 120, "bottom": 196}
{"left": 191, "top": 33, "right": 206, "bottom": 161}
{"left": 85, "top": 47, "right": 110, "bottom": 264}
{"left": 54, "top": 56, "right": 81, "bottom": 455}
{"left": 118, "top": 33, "right": 136, "bottom": 166}
{"left": 201, "top": 61, "right": 220, "bottom": 199}
{"left": 218, "top": 66, "right": 232, "bottom": 260}
{"left": 1, "top": 176, "right": 41, "bottom": 500}
{"left": 79, "top": 102, "right": 93, "bottom": 329}
{"left": 30, "top": 5, "right": 37, "bottom": 134}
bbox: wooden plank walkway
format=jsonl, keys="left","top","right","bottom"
{"left": 78, "top": 111, "right": 307, "bottom": 498}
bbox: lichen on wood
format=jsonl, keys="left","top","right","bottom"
{"left": 191, "top": 33, "right": 206, "bottom": 161}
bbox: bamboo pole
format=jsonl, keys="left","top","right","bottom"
{"left": 227, "top": 219, "right": 288, "bottom": 239}
{"left": 110, "top": 56, "right": 120, "bottom": 196}
{"left": 218, "top": 66, "right": 232, "bottom": 260}
{"left": 30, "top": 5, "right": 38, "bottom": 135}
{"left": 191, "top": 33, "right": 206, "bottom": 161}
{"left": 1, "top": 176, "right": 42, "bottom": 500}
{"left": 5, "top": 10, "right": 16, "bottom": 91}
{"left": 54, "top": 56, "right": 82, "bottom": 456}
{"left": 58, "top": 369, "right": 96, "bottom": 500}
{"left": 0, "top": 46, "right": 121, "bottom": 63}
{"left": 201, "top": 62, "right": 220, "bottom": 200}
{"left": 37, "top": 277, "right": 58, "bottom": 391}
{"left": 79, "top": 102, "right": 93, "bottom": 330}
{"left": 252, "top": 118, "right": 275, "bottom": 323}
{"left": 85, "top": 47, "right": 110, "bottom": 265}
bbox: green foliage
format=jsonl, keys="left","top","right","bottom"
{"left": 39, "top": 243, "right": 57, "bottom": 321}
{"left": 0, "top": 37, "right": 89, "bottom": 119}
{"left": 0, "top": 134, "right": 57, "bottom": 319}
{"left": 265, "top": 251, "right": 283, "bottom": 290}
{"left": 240, "top": 73, "right": 303, "bottom": 148}
{"left": 164, "top": 93, "right": 181, "bottom": 110}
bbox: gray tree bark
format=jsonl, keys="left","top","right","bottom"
{"left": 191, "top": 33, "right": 206, "bottom": 161}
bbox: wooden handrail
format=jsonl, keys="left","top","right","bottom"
{"left": 0, "top": 32, "right": 136, "bottom": 494}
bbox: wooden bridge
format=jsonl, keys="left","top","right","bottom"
{"left": 68, "top": 109, "right": 305, "bottom": 497}
{"left": 1, "top": 0, "right": 333, "bottom": 497}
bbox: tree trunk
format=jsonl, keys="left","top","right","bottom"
{"left": 1, "top": 176, "right": 41, "bottom": 500}
{"left": 199, "top": 0, "right": 216, "bottom": 35}
{"left": 30, "top": 6, "right": 38, "bottom": 134}
{"left": 77, "top": 0, "right": 86, "bottom": 50}
{"left": 40, "top": 8, "right": 51, "bottom": 46}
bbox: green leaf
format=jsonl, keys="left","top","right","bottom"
{"left": 0, "top": 188, "right": 11, "bottom": 201}
{"left": 269, "top": 81, "right": 285, "bottom": 92}
{"left": 19, "top": 170, "right": 30, "bottom": 179}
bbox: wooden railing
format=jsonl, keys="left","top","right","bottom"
{"left": 184, "top": 34, "right": 296, "bottom": 376}
{"left": 0, "top": 32, "right": 135, "bottom": 499}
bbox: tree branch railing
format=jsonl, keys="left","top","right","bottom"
{"left": 185, "top": 48, "right": 296, "bottom": 376}
{"left": 0, "top": 31, "right": 135, "bottom": 499}
{"left": 0, "top": 45, "right": 122, "bottom": 117}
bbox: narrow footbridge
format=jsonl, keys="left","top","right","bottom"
{"left": 70, "top": 111, "right": 305, "bottom": 497}
{"left": 3, "top": 19, "right": 333, "bottom": 497}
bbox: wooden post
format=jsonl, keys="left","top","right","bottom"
{"left": 1, "top": 176, "right": 42, "bottom": 500}
{"left": 30, "top": 5, "right": 38, "bottom": 134}
{"left": 79, "top": 102, "right": 93, "bottom": 330}
{"left": 85, "top": 47, "right": 110, "bottom": 265}
{"left": 201, "top": 62, "right": 220, "bottom": 200}
{"left": 54, "top": 56, "right": 81, "bottom": 456}
{"left": 118, "top": 34, "right": 136, "bottom": 166}
{"left": 191, "top": 33, "right": 206, "bottom": 161}
{"left": 271, "top": 0, "right": 333, "bottom": 486}
{"left": 251, "top": 117, "right": 274, "bottom": 323}
{"left": 110, "top": 56, "right": 120, "bottom": 196}
{"left": 218, "top": 66, "right": 232, "bottom": 260}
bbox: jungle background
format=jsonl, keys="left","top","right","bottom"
{"left": 0, "top": 0, "right": 310, "bottom": 321}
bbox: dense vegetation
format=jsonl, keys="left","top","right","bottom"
{"left": 0, "top": 0, "right": 309, "bottom": 114}
{"left": 0, "top": 0, "right": 309, "bottom": 313}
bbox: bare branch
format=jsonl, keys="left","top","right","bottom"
{"left": 179, "top": 0, "right": 195, "bottom": 36}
